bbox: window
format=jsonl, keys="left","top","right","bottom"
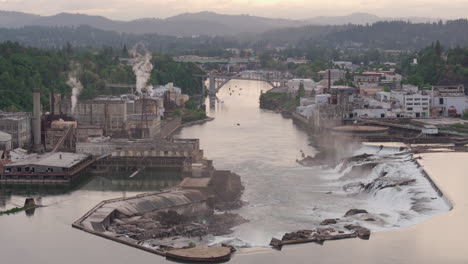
{"left": 439, "top": 98, "right": 444, "bottom": 104}
{"left": 407, "top": 107, "right": 413, "bottom": 111}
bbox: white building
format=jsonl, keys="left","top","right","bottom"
{"left": 353, "top": 108, "right": 397, "bottom": 118}
{"left": 403, "top": 93, "right": 431, "bottom": 118}
{"left": 296, "top": 104, "right": 316, "bottom": 119}
{"left": 431, "top": 85, "right": 468, "bottom": 117}
{"left": 315, "top": 94, "right": 331, "bottom": 105}
{"left": 153, "top": 83, "right": 190, "bottom": 108}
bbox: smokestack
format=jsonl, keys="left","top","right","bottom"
{"left": 33, "top": 88, "right": 42, "bottom": 152}
{"left": 50, "top": 91, "right": 55, "bottom": 114}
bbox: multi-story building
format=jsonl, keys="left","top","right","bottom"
{"left": 0, "top": 112, "right": 32, "bottom": 148}
{"left": 354, "top": 72, "right": 383, "bottom": 84}
{"left": 403, "top": 93, "right": 431, "bottom": 118}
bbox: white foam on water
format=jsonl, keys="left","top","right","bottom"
{"left": 320, "top": 146, "right": 451, "bottom": 232}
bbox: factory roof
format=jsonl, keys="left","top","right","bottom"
{"left": 5, "top": 152, "right": 90, "bottom": 169}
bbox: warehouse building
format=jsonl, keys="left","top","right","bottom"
{"left": 1, "top": 152, "right": 93, "bottom": 184}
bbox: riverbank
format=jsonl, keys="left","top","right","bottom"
{"left": 259, "top": 91, "right": 298, "bottom": 113}
{"left": 181, "top": 117, "right": 215, "bottom": 127}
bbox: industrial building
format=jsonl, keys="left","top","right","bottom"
{"left": 431, "top": 85, "right": 468, "bottom": 117}
{"left": 73, "top": 96, "right": 129, "bottom": 136}
{"left": 0, "top": 112, "right": 32, "bottom": 148}
{"left": 127, "top": 114, "right": 161, "bottom": 139}
{"left": 1, "top": 152, "right": 93, "bottom": 184}
{"left": 77, "top": 138, "right": 203, "bottom": 162}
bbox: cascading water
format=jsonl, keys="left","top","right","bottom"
{"left": 324, "top": 145, "right": 451, "bottom": 231}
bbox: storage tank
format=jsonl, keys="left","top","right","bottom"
{"left": 0, "top": 131, "right": 12, "bottom": 151}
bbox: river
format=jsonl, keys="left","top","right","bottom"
{"left": 0, "top": 80, "right": 453, "bottom": 263}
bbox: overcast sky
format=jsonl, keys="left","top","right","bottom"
{"left": 1, "top": 0, "right": 468, "bottom": 20}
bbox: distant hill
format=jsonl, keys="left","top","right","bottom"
{"left": 0, "top": 10, "right": 40, "bottom": 27}
{"left": 305, "top": 13, "right": 437, "bottom": 25}
{"left": 0, "top": 10, "right": 442, "bottom": 36}
{"left": 305, "top": 13, "right": 382, "bottom": 25}
{"left": 0, "top": 10, "right": 304, "bottom": 36}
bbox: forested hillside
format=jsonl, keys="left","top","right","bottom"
{"left": 0, "top": 42, "right": 204, "bottom": 111}
{"left": 400, "top": 43, "right": 468, "bottom": 90}
{"left": 2, "top": 20, "right": 468, "bottom": 54}
{"left": 150, "top": 54, "right": 204, "bottom": 95}
{"left": 0, "top": 42, "right": 69, "bottom": 111}
{"left": 261, "top": 20, "right": 468, "bottom": 50}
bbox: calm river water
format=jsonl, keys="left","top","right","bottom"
{"left": 0, "top": 80, "right": 453, "bottom": 263}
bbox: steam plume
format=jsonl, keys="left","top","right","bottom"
{"left": 130, "top": 43, "right": 153, "bottom": 95}
{"left": 67, "top": 63, "right": 83, "bottom": 114}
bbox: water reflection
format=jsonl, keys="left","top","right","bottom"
{"left": 0, "top": 170, "right": 182, "bottom": 212}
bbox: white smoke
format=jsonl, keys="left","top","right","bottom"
{"left": 130, "top": 44, "right": 153, "bottom": 95}
{"left": 67, "top": 64, "right": 83, "bottom": 114}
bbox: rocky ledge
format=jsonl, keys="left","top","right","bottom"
{"left": 270, "top": 209, "right": 372, "bottom": 249}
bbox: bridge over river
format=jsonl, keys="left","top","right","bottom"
{"left": 198, "top": 70, "right": 292, "bottom": 95}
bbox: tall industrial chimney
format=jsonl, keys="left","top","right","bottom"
{"left": 33, "top": 88, "right": 43, "bottom": 152}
